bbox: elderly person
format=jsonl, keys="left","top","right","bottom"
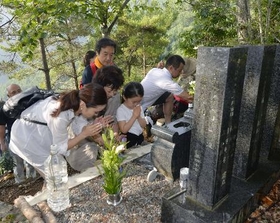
{"left": 0, "top": 84, "right": 37, "bottom": 183}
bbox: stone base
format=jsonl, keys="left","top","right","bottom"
{"left": 161, "top": 158, "right": 280, "bottom": 223}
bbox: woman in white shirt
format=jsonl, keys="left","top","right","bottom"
{"left": 9, "top": 83, "right": 107, "bottom": 177}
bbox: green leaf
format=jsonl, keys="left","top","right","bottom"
{"left": 99, "top": 126, "right": 127, "bottom": 194}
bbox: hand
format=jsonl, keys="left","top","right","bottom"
{"left": 94, "top": 115, "right": 114, "bottom": 128}
{"left": 132, "top": 105, "right": 141, "bottom": 118}
{"left": 82, "top": 122, "right": 102, "bottom": 137}
{"left": 187, "top": 93, "right": 194, "bottom": 103}
{"left": 157, "top": 60, "right": 164, "bottom": 69}
{"left": 0, "top": 141, "right": 7, "bottom": 152}
{"left": 92, "top": 134, "right": 104, "bottom": 146}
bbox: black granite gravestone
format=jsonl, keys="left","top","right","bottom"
{"left": 186, "top": 46, "right": 247, "bottom": 208}
{"left": 161, "top": 159, "right": 280, "bottom": 223}
{"left": 150, "top": 117, "right": 191, "bottom": 181}
{"left": 233, "top": 45, "right": 277, "bottom": 179}
{"left": 161, "top": 45, "right": 280, "bottom": 223}
{"left": 262, "top": 45, "right": 280, "bottom": 160}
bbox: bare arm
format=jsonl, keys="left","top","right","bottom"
{"left": 67, "top": 123, "right": 102, "bottom": 149}
{"left": 0, "top": 125, "right": 7, "bottom": 152}
{"left": 137, "top": 116, "right": 147, "bottom": 129}
{"left": 176, "top": 91, "right": 194, "bottom": 103}
{"left": 118, "top": 118, "right": 137, "bottom": 134}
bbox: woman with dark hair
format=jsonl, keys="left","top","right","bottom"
{"left": 9, "top": 83, "right": 108, "bottom": 177}
{"left": 83, "top": 50, "right": 96, "bottom": 67}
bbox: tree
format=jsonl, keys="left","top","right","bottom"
{"left": 1, "top": 0, "right": 98, "bottom": 90}
{"left": 236, "top": 0, "right": 251, "bottom": 43}
{"left": 1, "top": 0, "right": 186, "bottom": 91}
{"left": 0, "top": 0, "right": 139, "bottom": 90}
{"left": 114, "top": 0, "right": 190, "bottom": 81}
{"left": 179, "top": 0, "right": 280, "bottom": 56}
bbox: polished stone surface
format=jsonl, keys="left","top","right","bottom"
{"left": 161, "top": 158, "right": 280, "bottom": 223}
{"left": 151, "top": 122, "right": 192, "bottom": 181}
{"left": 187, "top": 46, "right": 247, "bottom": 208}
{"left": 234, "top": 45, "right": 277, "bottom": 179}
{"left": 264, "top": 45, "right": 280, "bottom": 160}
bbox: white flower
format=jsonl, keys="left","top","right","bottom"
{"left": 115, "top": 145, "right": 126, "bottom": 154}
{"left": 189, "top": 81, "right": 196, "bottom": 86}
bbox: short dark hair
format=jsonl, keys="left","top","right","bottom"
{"left": 92, "top": 65, "right": 124, "bottom": 90}
{"left": 165, "top": 55, "right": 185, "bottom": 69}
{"left": 95, "top": 38, "right": 117, "bottom": 54}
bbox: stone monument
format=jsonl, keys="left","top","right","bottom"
{"left": 233, "top": 45, "right": 276, "bottom": 179}
{"left": 161, "top": 45, "right": 280, "bottom": 223}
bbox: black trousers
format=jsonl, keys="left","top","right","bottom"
{"left": 126, "top": 132, "right": 144, "bottom": 148}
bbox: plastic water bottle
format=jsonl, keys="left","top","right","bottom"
{"left": 179, "top": 167, "right": 189, "bottom": 190}
{"left": 44, "top": 144, "right": 70, "bottom": 212}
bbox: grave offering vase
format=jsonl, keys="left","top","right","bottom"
{"left": 107, "top": 192, "right": 122, "bottom": 206}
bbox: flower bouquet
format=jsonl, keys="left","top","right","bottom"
{"left": 99, "top": 127, "right": 127, "bottom": 206}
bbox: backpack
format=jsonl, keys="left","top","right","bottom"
{"left": 2, "top": 86, "right": 57, "bottom": 119}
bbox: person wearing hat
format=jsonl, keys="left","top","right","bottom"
{"left": 177, "top": 57, "right": 196, "bottom": 92}
{"left": 141, "top": 55, "right": 194, "bottom": 124}
{"left": 174, "top": 57, "right": 196, "bottom": 111}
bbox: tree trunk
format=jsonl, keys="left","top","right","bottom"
{"left": 102, "top": 0, "right": 131, "bottom": 37}
{"left": 39, "top": 37, "right": 51, "bottom": 90}
{"left": 236, "top": 0, "right": 251, "bottom": 44}
{"left": 37, "top": 201, "right": 57, "bottom": 223}
{"left": 14, "top": 196, "right": 44, "bottom": 223}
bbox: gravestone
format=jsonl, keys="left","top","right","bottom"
{"left": 186, "top": 46, "right": 247, "bottom": 208}
{"left": 161, "top": 45, "right": 280, "bottom": 223}
{"left": 150, "top": 117, "right": 192, "bottom": 181}
{"left": 233, "top": 45, "right": 277, "bottom": 179}
{"left": 263, "top": 45, "right": 280, "bottom": 160}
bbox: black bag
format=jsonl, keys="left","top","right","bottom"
{"left": 2, "top": 86, "right": 57, "bottom": 119}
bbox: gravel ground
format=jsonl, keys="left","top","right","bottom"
{"left": 51, "top": 158, "right": 177, "bottom": 223}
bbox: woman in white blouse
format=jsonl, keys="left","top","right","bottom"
{"left": 9, "top": 83, "right": 107, "bottom": 177}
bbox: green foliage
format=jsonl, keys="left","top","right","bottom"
{"left": 113, "top": 0, "right": 177, "bottom": 79}
{"left": 188, "top": 80, "right": 195, "bottom": 96}
{"left": 99, "top": 127, "right": 127, "bottom": 195}
{"left": 180, "top": 0, "right": 237, "bottom": 57}
{"left": 180, "top": 0, "right": 280, "bottom": 56}
{"left": 0, "top": 151, "right": 15, "bottom": 175}
{"left": 0, "top": 213, "right": 16, "bottom": 223}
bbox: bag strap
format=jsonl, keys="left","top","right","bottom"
{"left": 22, "top": 117, "right": 47, "bottom": 126}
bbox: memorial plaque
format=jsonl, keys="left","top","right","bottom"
{"left": 186, "top": 46, "right": 247, "bottom": 208}
{"left": 233, "top": 45, "right": 276, "bottom": 179}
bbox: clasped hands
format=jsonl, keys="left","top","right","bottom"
{"left": 132, "top": 104, "right": 141, "bottom": 119}
{"left": 82, "top": 115, "right": 114, "bottom": 138}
